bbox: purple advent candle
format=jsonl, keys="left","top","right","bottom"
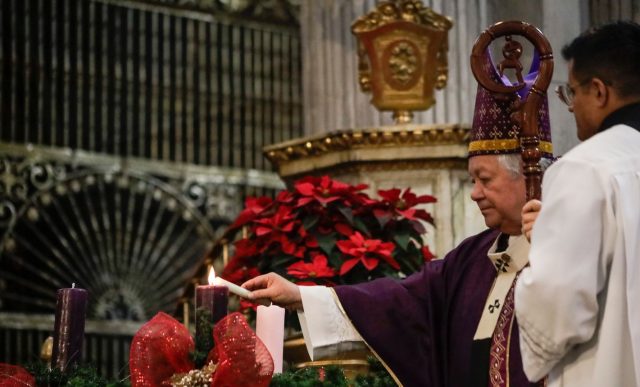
{"left": 195, "top": 269, "right": 229, "bottom": 353}
{"left": 51, "top": 284, "right": 88, "bottom": 372}
{"left": 195, "top": 284, "right": 229, "bottom": 325}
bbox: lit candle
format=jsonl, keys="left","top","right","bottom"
{"left": 51, "top": 283, "right": 88, "bottom": 372}
{"left": 256, "top": 304, "right": 285, "bottom": 373}
{"left": 195, "top": 267, "right": 229, "bottom": 358}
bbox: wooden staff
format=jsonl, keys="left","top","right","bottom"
{"left": 470, "top": 21, "right": 554, "bottom": 200}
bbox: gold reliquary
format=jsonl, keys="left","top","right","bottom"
{"left": 352, "top": 0, "right": 452, "bottom": 123}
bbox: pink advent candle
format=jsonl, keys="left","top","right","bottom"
{"left": 51, "top": 283, "right": 88, "bottom": 372}
{"left": 195, "top": 268, "right": 229, "bottom": 353}
{"left": 256, "top": 304, "right": 285, "bottom": 373}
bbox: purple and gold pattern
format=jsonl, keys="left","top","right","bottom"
{"left": 469, "top": 52, "right": 553, "bottom": 158}
{"left": 488, "top": 277, "right": 516, "bottom": 386}
{"left": 488, "top": 275, "right": 546, "bottom": 387}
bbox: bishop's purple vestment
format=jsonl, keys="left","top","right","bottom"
{"left": 334, "top": 229, "right": 541, "bottom": 387}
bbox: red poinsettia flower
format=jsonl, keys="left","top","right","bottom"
{"left": 253, "top": 206, "right": 300, "bottom": 255}
{"left": 421, "top": 245, "right": 435, "bottom": 262}
{"left": 378, "top": 188, "right": 437, "bottom": 208}
{"left": 222, "top": 260, "right": 261, "bottom": 286}
{"left": 336, "top": 231, "right": 399, "bottom": 275}
{"left": 412, "top": 209, "right": 435, "bottom": 227}
{"left": 296, "top": 280, "right": 323, "bottom": 286}
{"left": 275, "top": 190, "right": 296, "bottom": 205}
{"left": 254, "top": 206, "right": 296, "bottom": 236}
{"left": 298, "top": 226, "right": 319, "bottom": 248}
{"left": 287, "top": 254, "right": 336, "bottom": 279}
{"left": 230, "top": 196, "right": 274, "bottom": 229}
{"left": 223, "top": 175, "right": 436, "bottom": 293}
{"left": 295, "top": 176, "right": 367, "bottom": 207}
{"left": 222, "top": 252, "right": 261, "bottom": 281}
{"left": 377, "top": 188, "right": 437, "bottom": 223}
{"left": 238, "top": 298, "right": 259, "bottom": 312}
{"left": 232, "top": 238, "right": 260, "bottom": 259}
{"left": 334, "top": 222, "right": 353, "bottom": 237}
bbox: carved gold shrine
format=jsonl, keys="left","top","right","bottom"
{"left": 352, "top": 0, "right": 453, "bottom": 123}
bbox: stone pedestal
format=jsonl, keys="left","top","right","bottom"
{"left": 264, "top": 124, "right": 485, "bottom": 256}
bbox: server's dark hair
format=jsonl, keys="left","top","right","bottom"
{"left": 562, "top": 21, "right": 640, "bottom": 98}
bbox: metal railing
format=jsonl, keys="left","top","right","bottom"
{"left": 0, "top": 0, "right": 303, "bottom": 170}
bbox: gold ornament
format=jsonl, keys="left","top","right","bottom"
{"left": 352, "top": 0, "right": 453, "bottom": 123}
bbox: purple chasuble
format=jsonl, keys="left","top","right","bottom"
{"left": 335, "top": 229, "right": 541, "bottom": 387}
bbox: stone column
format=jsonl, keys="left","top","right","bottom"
{"left": 485, "top": 0, "right": 586, "bottom": 155}
{"left": 589, "top": 0, "right": 640, "bottom": 25}
{"left": 542, "top": 0, "right": 589, "bottom": 155}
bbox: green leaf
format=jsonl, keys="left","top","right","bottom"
{"left": 398, "top": 253, "right": 420, "bottom": 274}
{"left": 337, "top": 205, "right": 354, "bottom": 224}
{"left": 317, "top": 233, "right": 337, "bottom": 255}
{"left": 353, "top": 356, "right": 396, "bottom": 387}
{"left": 328, "top": 249, "right": 343, "bottom": 268}
{"left": 393, "top": 231, "right": 411, "bottom": 251}
{"left": 270, "top": 255, "right": 297, "bottom": 269}
{"left": 354, "top": 217, "right": 370, "bottom": 236}
{"left": 270, "top": 365, "right": 349, "bottom": 386}
{"left": 302, "top": 214, "right": 319, "bottom": 230}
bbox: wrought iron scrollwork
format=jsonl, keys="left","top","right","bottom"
{"left": 0, "top": 146, "right": 279, "bottom": 320}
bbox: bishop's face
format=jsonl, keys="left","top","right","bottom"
{"left": 468, "top": 155, "right": 526, "bottom": 235}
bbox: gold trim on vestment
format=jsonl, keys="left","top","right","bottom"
{"left": 505, "top": 294, "right": 516, "bottom": 387}
{"left": 488, "top": 275, "right": 519, "bottom": 387}
{"left": 468, "top": 140, "right": 553, "bottom": 154}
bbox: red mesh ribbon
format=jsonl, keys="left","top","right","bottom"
{"left": 130, "top": 312, "right": 274, "bottom": 386}
{"left": 211, "top": 313, "right": 274, "bottom": 387}
{"left": 130, "top": 312, "right": 195, "bottom": 386}
{"left": 0, "top": 364, "right": 35, "bottom": 387}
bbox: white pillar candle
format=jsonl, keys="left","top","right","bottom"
{"left": 213, "top": 276, "right": 251, "bottom": 298}
{"left": 214, "top": 276, "right": 271, "bottom": 306}
{"left": 256, "top": 304, "right": 285, "bottom": 373}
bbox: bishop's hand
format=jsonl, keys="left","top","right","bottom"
{"left": 242, "top": 273, "right": 303, "bottom": 311}
{"left": 522, "top": 199, "right": 542, "bottom": 242}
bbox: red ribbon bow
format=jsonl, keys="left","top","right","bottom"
{"left": 130, "top": 312, "right": 273, "bottom": 386}
{"left": 0, "top": 364, "right": 36, "bottom": 387}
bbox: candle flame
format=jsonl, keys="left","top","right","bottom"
{"left": 208, "top": 267, "right": 216, "bottom": 285}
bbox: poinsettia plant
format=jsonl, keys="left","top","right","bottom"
{"left": 222, "top": 176, "right": 436, "bottom": 291}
